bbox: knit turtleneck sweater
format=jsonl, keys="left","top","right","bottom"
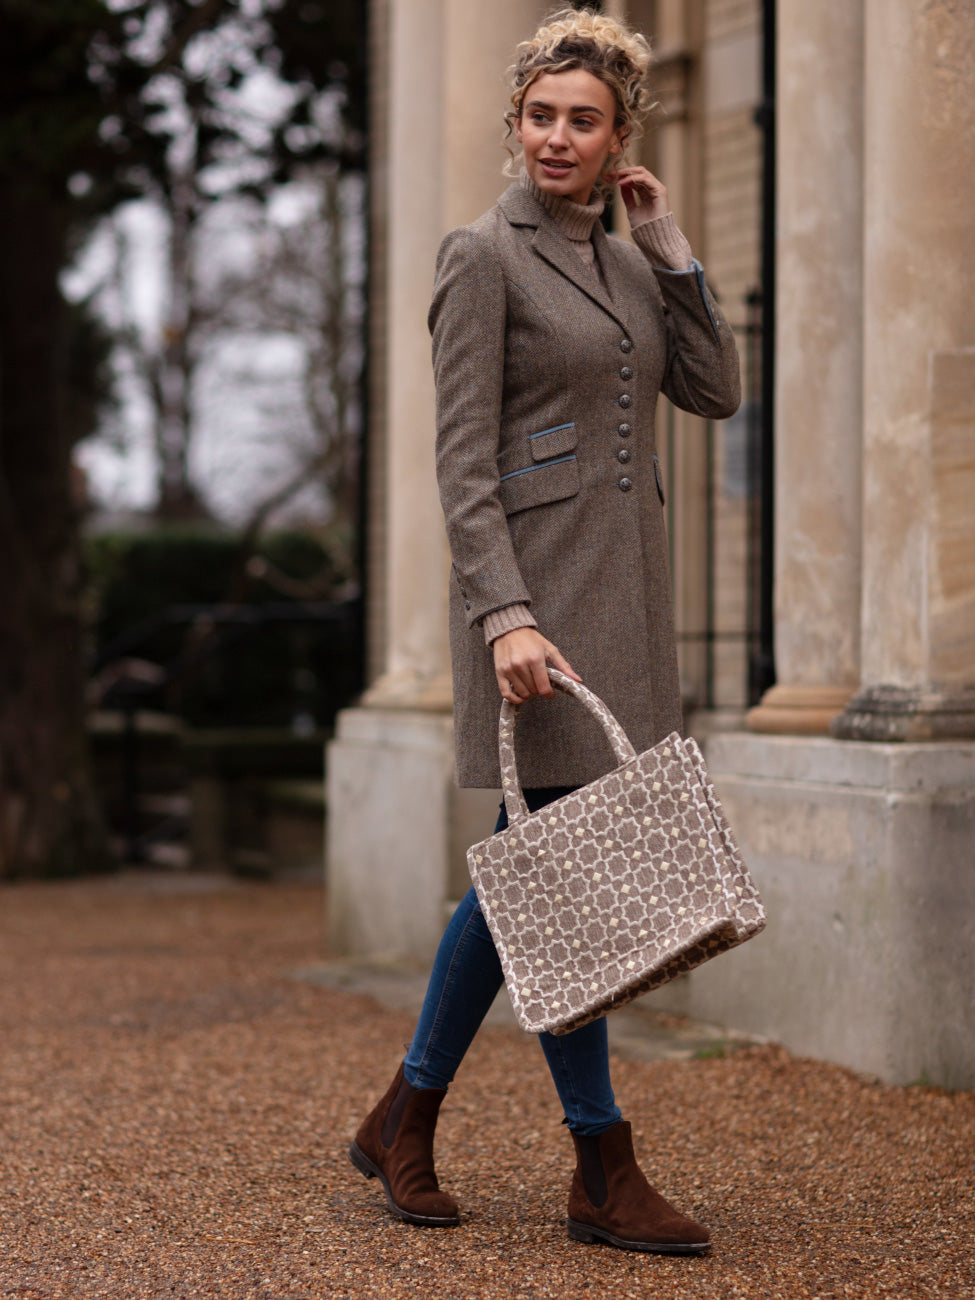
{"left": 517, "top": 167, "right": 694, "bottom": 274}
{"left": 481, "top": 171, "right": 695, "bottom": 648}
{"left": 519, "top": 169, "right": 605, "bottom": 268}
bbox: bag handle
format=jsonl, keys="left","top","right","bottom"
{"left": 498, "top": 667, "right": 638, "bottom": 824}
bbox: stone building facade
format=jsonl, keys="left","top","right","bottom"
{"left": 327, "top": 0, "right": 975, "bottom": 1088}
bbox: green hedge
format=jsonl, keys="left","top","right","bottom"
{"left": 85, "top": 526, "right": 362, "bottom": 730}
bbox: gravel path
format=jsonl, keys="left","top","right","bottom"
{"left": 1, "top": 874, "right": 972, "bottom": 1299}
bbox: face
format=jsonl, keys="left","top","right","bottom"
{"left": 515, "top": 68, "right": 622, "bottom": 206}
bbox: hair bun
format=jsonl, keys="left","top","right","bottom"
{"left": 509, "top": 7, "right": 654, "bottom": 125}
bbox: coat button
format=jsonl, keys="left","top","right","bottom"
{"left": 617, "top": 448, "right": 631, "bottom": 464}
{"left": 618, "top": 477, "right": 632, "bottom": 491}
{"left": 618, "top": 394, "right": 632, "bottom": 408}
{"left": 620, "top": 339, "right": 633, "bottom": 353}
{"left": 620, "top": 366, "right": 633, "bottom": 381}
{"left": 618, "top": 423, "right": 631, "bottom": 436}
{"left": 465, "top": 600, "right": 471, "bottom": 610}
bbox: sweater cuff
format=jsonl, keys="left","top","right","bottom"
{"left": 482, "top": 603, "right": 537, "bottom": 646}
{"left": 630, "top": 212, "right": 694, "bottom": 271}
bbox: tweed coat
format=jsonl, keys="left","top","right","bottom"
{"left": 429, "top": 183, "right": 741, "bottom": 789}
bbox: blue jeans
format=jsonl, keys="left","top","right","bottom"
{"left": 403, "top": 787, "right": 622, "bottom": 1137}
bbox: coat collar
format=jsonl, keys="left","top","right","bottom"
{"left": 497, "top": 184, "right": 632, "bottom": 335}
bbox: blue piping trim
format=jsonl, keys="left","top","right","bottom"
{"left": 499, "top": 454, "right": 576, "bottom": 482}
{"left": 529, "top": 422, "right": 575, "bottom": 439}
{"left": 653, "top": 257, "right": 720, "bottom": 342}
{"left": 692, "top": 259, "right": 721, "bottom": 341}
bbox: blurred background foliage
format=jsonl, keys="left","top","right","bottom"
{"left": 0, "top": 0, "right": 367, "bottom": 877}
{"left": 86, "top": 525, "right": 361, "bottom": 729}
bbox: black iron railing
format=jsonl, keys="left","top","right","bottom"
{"left": 667, "top": 293, "right": 771, "bottom": 713}
{"left": 91, "top": 599, "right": 361, "bottom": 861}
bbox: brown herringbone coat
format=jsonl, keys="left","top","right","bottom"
{"left": 430, "top": 184, "right": 740, "bottom": 788}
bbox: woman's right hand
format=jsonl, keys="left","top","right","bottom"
{"left": 493, "top": 627, "right": 581, "bottom": 705}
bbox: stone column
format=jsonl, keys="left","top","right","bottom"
{"left": 653, "top": 0, "right": 975, "bottom": 1088}
{"left": 832, "top": 0, "right": 975, "bottom": 740}
{"left": 647, "top": 0, "right": 712, "bottom": 717}
{"left": 359, "top": 0, "right": 451, "bottom": 715}
{"left": 746, "top": 0, "right": 864, "bottom": 735}
{"left": 326, "top": 0, "right": 547, "bottom": 961}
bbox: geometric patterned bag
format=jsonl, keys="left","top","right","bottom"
{"left": 467, "top": 668, "right": 766, "bottom": 1036}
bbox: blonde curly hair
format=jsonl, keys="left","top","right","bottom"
{"left": 504, "top": 7, "right": 655, "bottom": 176}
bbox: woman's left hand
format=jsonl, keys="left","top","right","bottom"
{"left": 604, "top": 165, "right": 671, "bottom": 221}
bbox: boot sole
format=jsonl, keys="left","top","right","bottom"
{"left": 348, "top": 1141, "right": 461, "bottom": 1228}
{"left": 567, "top": 1217, "right": 710, "bottom": 1255}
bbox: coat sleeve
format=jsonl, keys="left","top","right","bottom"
{"left": 652, "top": 260, "right": 742, "bottom": 421}
{"left": 428, "top": 225, "right": 533, "bottom": 629}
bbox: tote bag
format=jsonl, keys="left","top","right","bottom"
{"left": 467, "top": 668, "right": 766, "bottom": 1035}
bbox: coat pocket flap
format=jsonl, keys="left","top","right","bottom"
{"left": 530, "top": 422, "right": 577, "bottom": 462}
{"left": 498, "top": 456, "right": 579, "bottom": 516}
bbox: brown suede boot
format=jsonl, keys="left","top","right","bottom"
{"left": 349, "top": 1063, "right": 460, "bottom": 1227}
{"left": 566, "top": 1121, "right": 710, "bottom": 1254}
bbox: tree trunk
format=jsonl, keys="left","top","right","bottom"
{"left": 154, "top": 171, "right": 209, "bottom": 521}
{"left": 0, "top": 188, "right": 110, "bottom": 878}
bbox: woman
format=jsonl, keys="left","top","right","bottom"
{"left": 349, "top": 8, "right": 740, "bottom": 1255}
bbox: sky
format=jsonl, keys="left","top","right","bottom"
{"left": 61, "top": 3, "right": 364, "bottom": 529}
{"left": 63, "top": 172, "right": 364, "bottom": 527}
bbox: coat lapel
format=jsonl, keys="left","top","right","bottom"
{"left": 499, "top": 184, "right": 632, "bottom": 336}
{"left": 591, "top": 222, "right": 638, "bottom": 330}
{"left": 531, "top": 223, "right": 629, "bottom": 330}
